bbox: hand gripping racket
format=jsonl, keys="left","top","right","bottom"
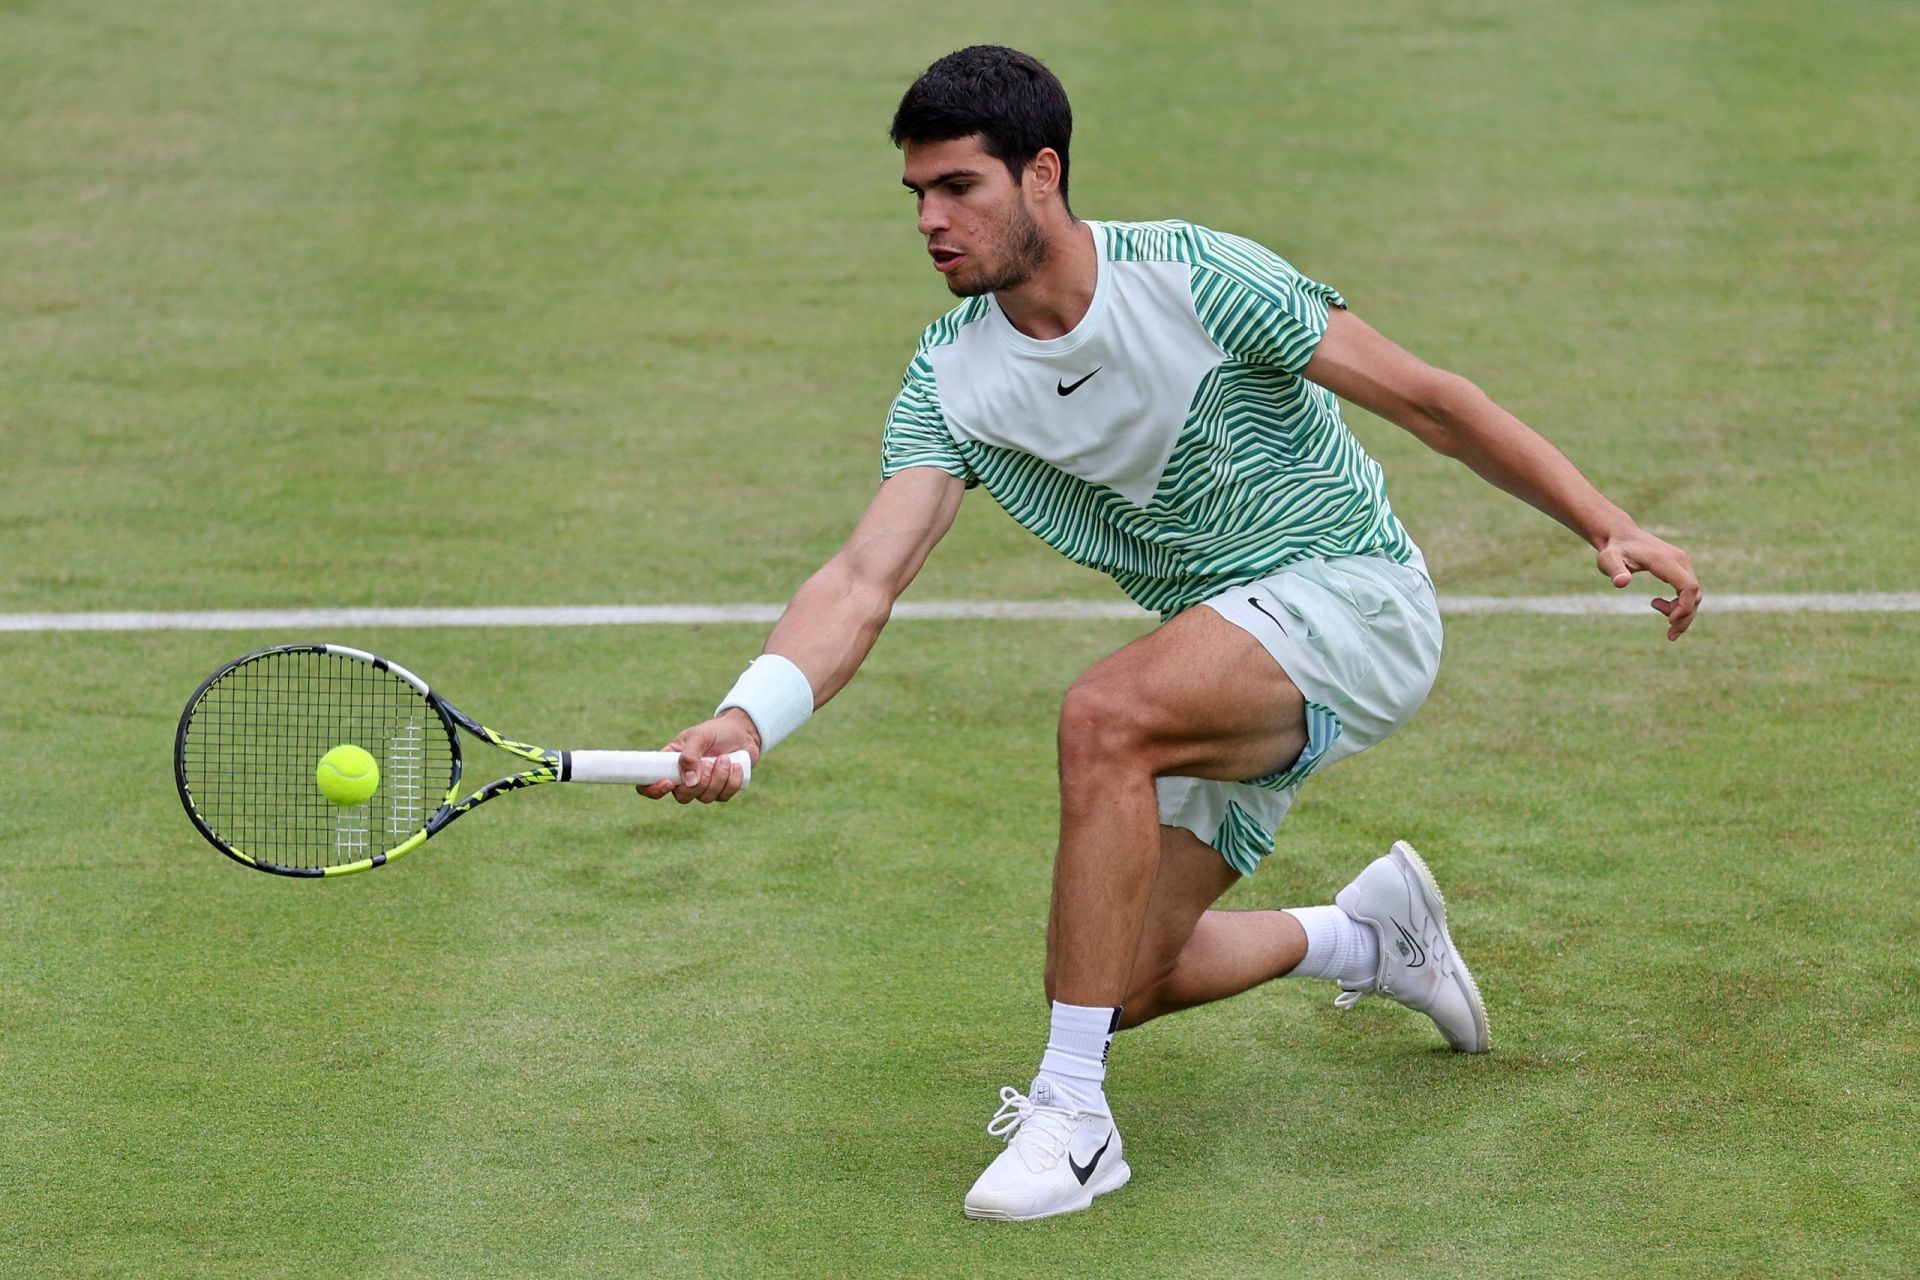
{"left": 174, "top": 643, "right": 749, "bottom": 877}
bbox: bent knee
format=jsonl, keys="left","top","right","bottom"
{"left": 1058, "top": 677, "right": 1153, "bottom": 769}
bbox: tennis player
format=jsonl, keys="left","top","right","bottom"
{"left": 639, "top": 45, "right": 1700, "bottom": 1221}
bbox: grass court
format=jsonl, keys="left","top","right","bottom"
{"left": 2, "top": 1, "right": 1915, "bottom": 1275}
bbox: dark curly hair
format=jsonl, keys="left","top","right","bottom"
{"left": 889, "top": 46, "right": 1074, "bottom": 210}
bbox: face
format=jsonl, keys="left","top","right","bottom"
{"left": 901, "top": 135, "right": 1049, "bottom": 297}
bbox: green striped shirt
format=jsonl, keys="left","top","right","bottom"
{"left": 882, "top": 220, "right": 1416, "bottom": 617}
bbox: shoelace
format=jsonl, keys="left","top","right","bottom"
{"left": 985, "top": 1086, "right": 1075, "bottom": 1170}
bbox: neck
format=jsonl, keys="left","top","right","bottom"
{"left": 995, "top": 218, "right": 1096, "bottom": 341}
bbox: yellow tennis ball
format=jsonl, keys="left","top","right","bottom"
{"left": 316, "top": 744, "right": 381, "bottom": 806}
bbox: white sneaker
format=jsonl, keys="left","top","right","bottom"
{"left": 963, "top": 1083, "right": 1131, "bottom": 1221}
{"left": 1333, "top": 841, "right": 1491, "bottom": 1053}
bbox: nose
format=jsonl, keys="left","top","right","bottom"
{"left": 917, "top": 196, "right": 947, "bottom": 239}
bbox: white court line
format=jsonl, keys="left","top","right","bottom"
{"left": 0, "top": 594, "right": 1916, "bottom": 633}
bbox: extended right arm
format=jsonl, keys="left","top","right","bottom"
{"left": 760, "top": 465, "right": 965, "bottom": 706}
{"left": 639, "top": 466, "right": 965, "bottom": 802}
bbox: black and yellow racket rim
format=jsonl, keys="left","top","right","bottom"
{"left": 175, "top": 644, "right": 462, "bottom": 877}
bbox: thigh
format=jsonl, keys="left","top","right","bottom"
{"left": 1127, "top": 824, "right": 1242, "bottom": 990}
{"left": 1067, "top": 601, "right": 1308, "bottom": 784}
{"left": 1210, "top": 556, "right": 1443, "bottom": 761}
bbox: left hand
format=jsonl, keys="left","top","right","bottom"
{"left": 1596, "top": 528, "right": 1701, "bottom": 640}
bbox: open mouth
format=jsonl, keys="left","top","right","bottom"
{"left": 929, "top": 247, "right": 965, "bottom": 273}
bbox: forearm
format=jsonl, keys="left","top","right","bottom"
{"left": 1302, "top": 308, "right": 1698, "bottom": 636}
{"left": 1424, "top": 376, "right": 1636, "bottom": 548}
{"left": 760, "top": 557, "right": 896, "bottom": 709}
{"left": 705, "top": 562, "right": 890, "bottom": 753}
{"left": 710, "top": 468, "right": 962, "bottom": 748}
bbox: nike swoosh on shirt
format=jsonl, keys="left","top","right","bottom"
{"left": 1056, "top": 368, "right": 1102, "bottom": 396}
{"left": 1069, "top": 1131, "right": 1114, "bottom": 1185}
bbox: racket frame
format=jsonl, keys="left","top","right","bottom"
{"left": 176, "top": 642, "right": 726, "bottom": 879}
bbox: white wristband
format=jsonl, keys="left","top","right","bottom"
{"left": 715, "top": 654, "right": 814, "bottom": 753}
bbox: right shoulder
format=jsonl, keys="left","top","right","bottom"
{"left": 884, "top": 300, "right": 986, "bottom": 488}
{"left": 907, "top": 296, "right": 995, "bottom": 363}
{"left": 896, "top": 296, "right": 994, "bottom": 399}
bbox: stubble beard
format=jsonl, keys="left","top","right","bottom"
{"left": 947, "top": 198, "right": 1050, "bottom": 298}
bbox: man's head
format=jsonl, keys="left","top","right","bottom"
{"left": 891, "top": 46, "right": 1075, "bottom": 297}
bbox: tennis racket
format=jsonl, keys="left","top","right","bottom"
{"left": 174, "top": 642, "right": 750, "bottom": 878}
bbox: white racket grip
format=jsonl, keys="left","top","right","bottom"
{"left": 563, "top": 749, "right": 752, "bottom": 788}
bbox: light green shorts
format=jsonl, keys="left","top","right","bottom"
{"left": 1156, "top": 550, "right": 1443, "bottom": 876}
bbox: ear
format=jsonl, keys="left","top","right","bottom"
{"left": 1025, "top": 147, "right": 1064, "bottom": 202}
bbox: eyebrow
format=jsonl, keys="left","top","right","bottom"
{"left": 901, "top": 168, "right": 984, "bottom": 194}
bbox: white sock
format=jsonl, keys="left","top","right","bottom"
{"left": 1284, "top": 905, "right": 1380, "bottom": 986}
{"left": 1032, "top": 1001, "right": 1118, "bottom": 1115}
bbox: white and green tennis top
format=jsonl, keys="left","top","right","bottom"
{"left": 881, "top": 219, "right": 1418, "bottom": 617}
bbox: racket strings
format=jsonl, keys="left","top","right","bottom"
{"left": 181, "top": 649, "right": 457, "bottom": 870}
{"left": 385, "top": 721, "right": 427, "bottom": 837}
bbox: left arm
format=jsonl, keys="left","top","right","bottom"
{"left": 1302, "top": 307, "right": 1701, "bottom": 640}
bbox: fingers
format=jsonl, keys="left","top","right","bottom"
{"left": 634, "top": 716, "right": 757, "bottom": 804}
{"left": 1656, "top": 549, "right": 1701, "bottom": 641}
{"left": 1646, "top": 556, "right": 1701, "bottom": 640}
{"left": 632, "top": 728, "right": 700, "bottom": 801}
{"left": 694, "top": 753, "right": 745, "bottom": 804}
{"left": 1662, "top": 579, "right": 1702, "bottom": 640}
{"left": 664, "top": 753, "right": 746, "bottom": 805}
{"left": 1600, "top": 534, "right": 1702, "bottom": 640}
{"left": 1650, "top": 594, "right": 1688, "bottom": 641}
{"left": 678, "top": 735, "right": 713, "bottom": 789}
{"left": 636, "top": 751, "right": 747, "bottom": 804}
{"left": 635, "top": 734, "right": 694, "bottom": 800}
{"left": 1596, "top": 545, "right": 1634, "bottom": 589}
